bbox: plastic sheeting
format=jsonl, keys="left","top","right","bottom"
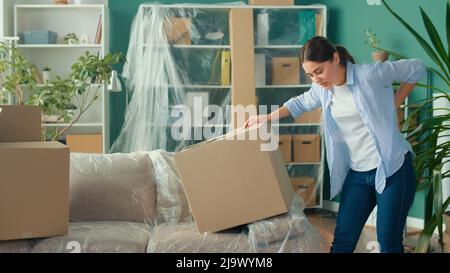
{"left": 147, "top": 149, "right": 193, "bottom": 225}
{"left": 69, "top": 152, "right": 156, "bottom": 224}
{"left": 147, "top": 195, "right": 328, "bottom": 253}
{"left": 31, "top": 222, "right": 151, "bottom": 253}
{"left": 110, "top": 3, "right": 245, "bottom": 153}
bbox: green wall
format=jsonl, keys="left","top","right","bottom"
{"left": 109, "top": 0, "right": 448, "bottom": 219}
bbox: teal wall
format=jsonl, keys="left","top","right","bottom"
{"left": 109, "top": 0, "right": 448, "bottom": 219}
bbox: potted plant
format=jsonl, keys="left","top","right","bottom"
{"left": 382, "top": 0, "right": 450, "bottom": 253}
{"left": 364, "top": 28, "right": 389, "bottom": 62}
{"left": 42, "top": 67, "right": 52, "bottom": 83}
{"left": 63, "top": 33, "right": 79, "bottom": 45}
{"left": 0, "top": 41, "right": 124, "bottom": 141}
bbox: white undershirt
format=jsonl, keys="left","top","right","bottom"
{"left": 330, "top": 83, "right": 380, "bottom": 171}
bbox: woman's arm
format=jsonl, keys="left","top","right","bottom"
{"left": 267, "top": 106, "right": 292, "bottom": 122}
{"left": 394, "top": 82, "right": 416, "bottom": 109}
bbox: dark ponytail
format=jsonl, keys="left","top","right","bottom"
{"left": 300, "top": 36, "right": 355, "bottom": 66}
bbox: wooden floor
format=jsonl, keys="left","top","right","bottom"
{"left": 306, "top": 209, "right": 450, "bottom": 253}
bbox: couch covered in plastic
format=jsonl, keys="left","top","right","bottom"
{"left": 0, "top": 151, "right": 327, "bottom": 253}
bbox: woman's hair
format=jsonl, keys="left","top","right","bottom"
{"left": 300, "top": 36, "right": 355, "bottom": 65}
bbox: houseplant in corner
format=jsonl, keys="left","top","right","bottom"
{"left": 382, "top": 0, "right": 450, "bottom": 252}
{"left": 0, "top": 41, "right": 124, "bottom": 141}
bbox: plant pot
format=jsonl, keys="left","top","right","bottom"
{"left": 372, "top": 51, "right": 389, "bottom": 62}
{"left": 42, "top": 71, "right": 52, "bottom": 83}
{"left": 445, "top": 211, "right": 450, "bottom": 234}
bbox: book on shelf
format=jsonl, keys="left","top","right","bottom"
{"left": 95, "top": 13, "right": 102, "bottom": 44}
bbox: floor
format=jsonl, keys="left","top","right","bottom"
{"left": 306, "top": 209, "right": 450, "bottom": 253}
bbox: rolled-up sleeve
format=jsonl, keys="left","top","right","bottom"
{"left": 376, "top": 59, "right": 427, "bottom": 86}
{"left": 282, "top": 86, "right": 321, "bottom": 119}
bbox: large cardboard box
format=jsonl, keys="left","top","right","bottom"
{"left": 249, "top": 0, "right": 294, "bottom": 5}
{"left": 230, "top": 8, "right": 256, "bottom": 128}
{"left": 272, "top": 57, "right": 300, "bottom": 85}
{"left": 295, "top": 108, "right": 322, "bottom": 124}
{"left": 291, "top": 177, "right": 317, "bottom": 207}
{"left": 164, "top": 17, "right": 192, "bottom": 45}
{"left": 0, "top": 105, "right": 42, "bottom": 142}
{"left": 278, "top": 135, "right": 292, "bottom": 163}
{"left": 174, "top": 127, "right": 294, "bottom": 233}
{"left": 293, "top": 134, "right": 321, "bottom": 163}
{"left": 67, "top": 134, "right": 103, "bottom": 153}
{"left": 0, "top": 141, "right": 70, "bottom": 241}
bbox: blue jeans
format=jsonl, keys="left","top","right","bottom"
{"left": 330, "top": 152, "right": 416, "bottom": 253}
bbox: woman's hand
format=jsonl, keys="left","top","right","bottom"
{"left": 244, "top": 114, "right": 269, "bottom": 129}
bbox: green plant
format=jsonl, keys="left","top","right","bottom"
{"left": 382, "top": 0, "right": 450, "bottom": 253}
{"left": 63, "top": 33, "right": 79, "bottom": 44}
{"left": 0, "top": 42, "right": 38, "bottom": 105}
{"left": 0, "top": 41, "right": 124, "bottom": 141}
{"left": 364, "top": 28, "right": 382, "bottom": 48}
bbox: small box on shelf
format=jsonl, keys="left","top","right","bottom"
{"left": 272, "top": 57, "right": 300, "bottom": 85}
{"left": 66, "top": 134, "right": 102, "bottom": 154}
{"left": 291, "top": 177, "right": 317, "bottom": 207}
{"left": 278, "top": 135, "right": 292, "bottom": 163}
{"left": 164, "top": 17, "right": 192, "bottom": 45}
{"left": 293, "top": 134, "right": 320, "bottom": 163}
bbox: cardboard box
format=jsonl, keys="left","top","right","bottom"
{"left": 0, "top": 141, "right": 69, "bottom": 241}
{"left": 164, "top": 17, "right": 192, "bottom": 45}
{"left": 174, "top": 127, "right": 294, "bottom": 233}
{"left": 291, "top": 177, "right": 317, "bottom": 207}
{"left": 295, "top": 108, "right": 322, "bottom": 124}
{"left": 278, "top": 135, "right": 292, "bottom": 163}
{"left": 249, "top": 0, "right": 294, "bottom": 5}
{"left": 293, "top": 134, "right": 321, "bottom": 163}
{"left": 272, "top": 57, "right": 300, "bottom": 85}
{"left": 0, "top": 105, "right": 42, "bottom": 142}
{"left": 230, "top": 8, "right": 256, "bottom": 128}
{"left": 67, "top": 134, "right": 103, "bottom": 153}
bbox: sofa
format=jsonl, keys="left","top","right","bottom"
{"left": 0, "top": 150, "right": 327, "bottom": 253}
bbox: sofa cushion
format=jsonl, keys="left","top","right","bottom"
{"left": 147, "top": 222, "right": 251, "bottom": 253}
{"left": 32, "top": 222, "right": 151, "bottom": 253}
{"left": 0, "top": 240, "right": 33, "bottom": 253}
{"left": 70, "top": 152, "right": 156, "bottom": 223}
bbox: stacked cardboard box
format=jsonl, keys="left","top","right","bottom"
{"left": 0, "top": 105, "right": 69, "bottom": 241}
{"left": 291, "top": 177, "right": 317, "bottom": 207}
{"left": 293, "top": 134, "right": 321, "bottom": 163}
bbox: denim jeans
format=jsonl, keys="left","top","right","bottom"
{"left": 330, "top": 152, "right": 416, "bottom": 253}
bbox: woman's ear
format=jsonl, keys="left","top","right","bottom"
{"left": 333, "top": 52, "right": 340, "bottom": 64}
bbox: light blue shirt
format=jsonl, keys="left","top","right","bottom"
{"left": 283, "top": 59, "right": 427, "bottom": 199}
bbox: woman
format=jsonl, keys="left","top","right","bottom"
{"left": 244, "top": 36, "right": 426, "bottom": 253}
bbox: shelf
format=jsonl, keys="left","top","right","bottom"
{"left": 285, "top": 162, "right": 322, "bottom": 166}
{"left": 44, "top": 122, "right": 103, "bottom": 128}
{"left": 274, "top": 123, "right": 322, "bottom": 127}
{"left": 177, "top": 84, "right": 231, "bottom": 89}
{"left": 16, "top": 44, "right": 102, "bottom": 49}
{"left": 15, "top": 5, "right": 104, "bottom": 10}
{"left": 257, "top": 84, "right": 312, "bottom": 89}
{"left": 143, "top": 44, "right": 230, "bottom": 49}
{"left": 255, "top": 45, "right": 304, "bottom": 49}
{"left": 141, "top": 4, "right": 326, "bottom": 10}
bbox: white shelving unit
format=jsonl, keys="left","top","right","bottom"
{"left": 13, "top": 3, "right": 110, "bottom": 152}
{"left": 138, "top": 4, "right": 326, "bottom": 208}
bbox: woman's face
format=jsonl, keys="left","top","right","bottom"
{"left": 302, "top": 52, "right": 341, "bottom": 90}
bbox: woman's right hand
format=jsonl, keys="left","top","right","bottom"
{"left": 244, "top": 114, "right": 269, "bottom": 129}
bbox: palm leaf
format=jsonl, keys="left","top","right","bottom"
{"left": 420, "top": 7, "right": 450, "bottom": 70}
{"left": 382, "top": 0, "right": 450, "bottom": 80}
